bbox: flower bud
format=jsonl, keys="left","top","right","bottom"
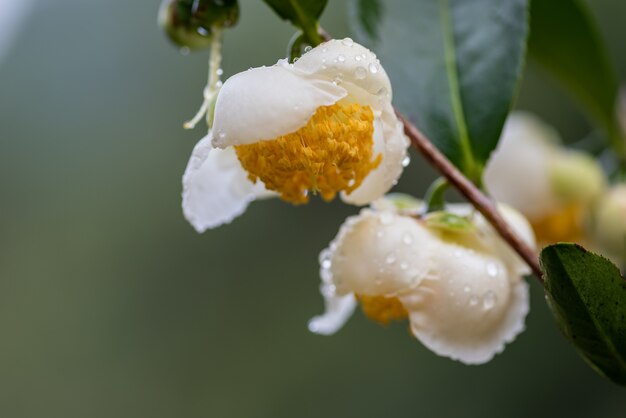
{"left": 159, "top": 0, "right": 239, "bottom": 50}
{"left": 589, "top": 184, "right": 626, "bottom": 265}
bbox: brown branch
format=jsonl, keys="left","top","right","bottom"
{"left": 396, "top": 111, "right": 544, "bottom": 281}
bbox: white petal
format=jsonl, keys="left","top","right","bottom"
{"left": 211, "top": 65, "right": 346, "bottom": 147}
{"left": 323, "top": 209, "right": 436, "bottom": 297}
{"left": 401, "top": 243, "right": 530, "bottom": 365}
{"left": 182, "top": 133, "right": 271, "bottom": 232}
{"left": 484, "top": 112, "right": 561, "bottom": 220}
{"left": 341, "top": 102, "right": 409, "bottom": 205}
{"left": 294, "top": 38, "right": 392, "bottom": 103}
{"left": 308, "top": 293, "right": 357, "bottom": 336}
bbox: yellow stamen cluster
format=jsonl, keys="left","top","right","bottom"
{"left": 234, "top": 103, "right": 381, "bottom": 204}
{"left": 357, "top": 294, "right": 408, "bottom": 325}
{"left": 531, "top": 203, "right": 584, "bottom": 244}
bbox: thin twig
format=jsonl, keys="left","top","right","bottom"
{"left": 397, "top": 111, "right": 544, "bottom": 281}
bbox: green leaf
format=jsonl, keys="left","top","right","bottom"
{"left": 347, "top": 0, "right": 383, "bottom": 41}
{"left": 540, "top": 244, "right": 626, "bottom": 386}
{"left": 528, "top": 0, "right": 625, "bottom": 158}
{"left": 349, "top": 0, "right": 529, "bottom": 183}
{"left": 261, "top": 0, "right": 327, "bottom": 45}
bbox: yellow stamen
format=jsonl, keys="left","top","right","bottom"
{"left": 357, "top": 294, "right": 408, "bottom": 325}
{"left": 531, "top": 203, "right": 584, "bottom": 244}
{"left": 234, "top": 103, "right": 381, "bottom": 204}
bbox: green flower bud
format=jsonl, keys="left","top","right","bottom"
{"left": 158, "top": 0, "right": 239, "bottom": 50}
{"left": 550, "top": 150, "right": 606, "bottom": 204}
{"left": 590, "top": 185, "right": 626, "bottom": 265}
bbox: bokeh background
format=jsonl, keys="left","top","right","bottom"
{"left": 1, "top": 1, "right": 625, "bottom": 417}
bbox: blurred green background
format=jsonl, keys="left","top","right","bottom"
{"left": 1, "top": 1, "right": 625, "bottom": 417}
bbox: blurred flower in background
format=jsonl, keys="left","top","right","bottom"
{"left": 484, "top": 112, "right": 606, "bottom": 246}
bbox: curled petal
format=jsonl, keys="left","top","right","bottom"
{"left": 212, "top": 65, "right": 346, "bottom": 147}
{"left": 182, "top": 133, "right": 271, "bottom": 232}
{"left": 308, "top": 293, "right": 357, "bottom": 336}
{"left": 323, "top": 209, "right": 435, "bottom": 297}
{"left": 294, "top": 38, "right": 393, "bottom": 103}
{"left": 342, "top": 103, "right": 408, "bottom": 205}
{"left": 400, "top": 247, "right": 530, "bottom": 365}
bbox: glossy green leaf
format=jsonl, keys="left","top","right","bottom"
{"left": 261, "top": 0, "right": 327, "bottom": 45}
{"left": 528, "top": 0, "right": 625, "bottom": 157}
{"left": 347, "top": 0, "right": 383, "bottom": 41}
{"left": 349, "top": 0, "right": 529, "bottom": 183}
{"left": 540, "top": 244, "right": 626, "bottom": 386}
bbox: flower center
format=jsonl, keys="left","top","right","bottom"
{"left": 357, "top": 294, "right": 408, "bottom": 325}
{"left": 234, "top": 103, "right": 381, "bottom": 204}
{"left": 531, "top": 203, "right": 584, "bottom": 244}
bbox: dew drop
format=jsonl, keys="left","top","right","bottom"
{"left": 342, "top": 37, "right": 354, "bottom": 47}
{"left": 469, "top": 295, "right": 479, "bottom": 307}
{"left": 322, "top": 48, "right": 327, "bottom": 53}
{"left": 400, "top": 261, "right": 409, "bottom": 270}
{"left": 355, "top": 55, "right": 362, "bottom": 62}
{"left": 304, "top": 45, "right": 312, "bottom": 52}
{"left": 368, "top": 62, "right": 380, "bottom": 74}
{"left": 376, "top": 230, "right": 385, "bottom": 239}
{"left": 319, "top": 249, "right": 332, "bottom": 269}
{"left": 486, "top": 262, "right": 499, "bottom": 277}
{"left": 217, "top": 130, "right": 226, "bottom": 140}
{"left": 402, "top": 232, "right": 413, "bottom": 245}
{"left": 379, "top": 212, "right": 393, "bottom": 225}
{"left": 463, "top": 285, "right": 471, "bottom": 293}
{"left": 215, "top": 80, "right": 223, "bottom": 88}
{"left": 402, "top": 155, "right": 411, "bottom": 167}
{"left": 216, "top": 68, "right": 223, "bottom": 76}
{"left": 337, "top": 54, "right": 346, "bottom": 63}
{"left": 354, "top": 67, "right": 367, "bottom": 80}
{"left": 482, "top": 291, "right": 497, "bottom": 310}
{"left": 385, "top": 252, "right": 396, "bottom": 264}
{"left": 376, "top": 87, "right": 388, "bottom": 98}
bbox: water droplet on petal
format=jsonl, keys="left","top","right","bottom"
{"left": 217, "top": 130, "right": 226, "bottom": 140}
{"left": 354, "top": 67, "right": 367, "bottom": 80}
{"left": 216, "top": 68, "right": 223, "bottom": 76}
{"left": 304, "top": 45, "right": 312, "bottom": 52}
{"left": 376, "top": 230, "right": 385, "bottom": 238}
{"left": 368, "top": 62, "right": 380, "bottom": 74}
{"left": 380, "top": 212, "right": 393, "bottom": 225}
{"left": 402, "top": 232, "right": 413, "bottom": 245}
{"left": 342, "top": 37, "right": 354, "bottom": 47}
{"left": 482, "top": 291, "right": 497, "bottom": 310}
{"left": 400, "top": 261, "right": 409, "bottom": 270}
{"left": 385, "top": 252, "right": 396, "bottom": 264}
{"left": 337, "top": 54, "right": 346, "bottom": 63}
{"left": 463, "top": 285, "right": 471, "bottom": 293}
{"left": 486, "top": 262, "right": 499, "bottom": 277}
{"left": 355, "top": 55, "right": 362, "bottom": 62}
{"left": 319, "top": 249, "right": 332, "bottom": 269}
{"left": 469, "top": 295, "right": 479, "bottom": 306}
{"left": 322, "top": 48, "right": 327, "bottom": 53}
{"left": 402, "top": 156, "right": 411, "bottom": 167}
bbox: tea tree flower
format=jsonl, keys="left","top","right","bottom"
{"left": 309, "top": 196, "right": 536, "bottom": 364}
{"left": 182, "top": 39, "right": 409, "bottom": 232}
{"left": 483, "top": 112, "right": 605, "bottom": 245}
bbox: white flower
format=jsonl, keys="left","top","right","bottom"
{"left": 483, "top": 112, "right": 605, "bottom": 244}
{"left": 309, "top": 197, "right": 536, "bottom": 365}
{"left": 182, "top": 38, "right": 409, "bottom": 232}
